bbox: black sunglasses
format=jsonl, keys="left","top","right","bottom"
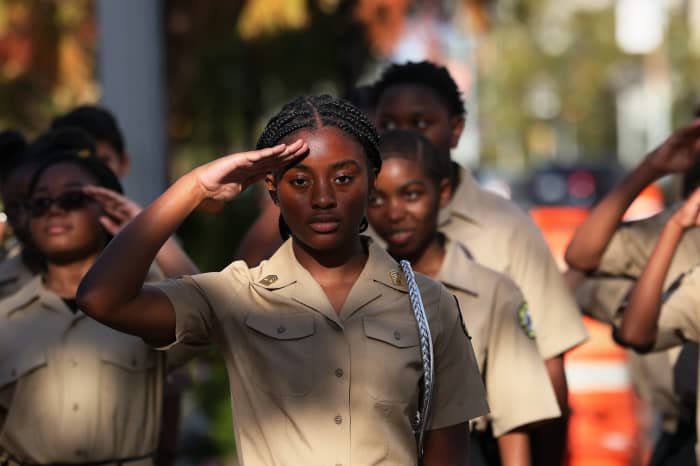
{"left": 28, "top": 191, "right": 93, "bottom": 218}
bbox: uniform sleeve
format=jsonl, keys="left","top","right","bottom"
{"left": 151, "top": 276, "right": 217, "bottom": 350}
{"left": 427, "top": 286, "right": 489, "bottom": 430}
{"left": 652, "top": 268, "right": 700, "bottom": 351}
{"left": 507, "top": 217, "right": 588, "bottom": 358}
{"left": 485, "top": 278, "right": 561, "bottom": 436}
{"left": 597, "top": 227, "right": 642, "bottom": 276}
{"left": 575, "top": 276, "right": 634, "bottom": 325}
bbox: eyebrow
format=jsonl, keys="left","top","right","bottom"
{"left": 399, "top": 180, "right": 426, "bottom": 190}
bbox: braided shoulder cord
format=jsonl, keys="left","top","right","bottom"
{"left": 399, "top": 260, "right": 434, "bottom": 458}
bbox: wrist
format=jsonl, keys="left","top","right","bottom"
{"left": 637, "top": 157, "right": 665, "bottom": 180}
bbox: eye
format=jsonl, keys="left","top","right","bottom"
{"left": 404, "top": 189, "right": 423, "bottom": 201}
{"left": 414, "top": 118, "right": 429, "bottom": 130}
{"left": 369, "top": 193, "right": 384, "bottom": 206}
{"left": 380, "top": 119, "right": 397, "bottom": 131}
{"left": 334, "top": 174, "right": 353, "bottom": 185}
{"left": 290, "top": 176, "right": 309, "bottom": 187}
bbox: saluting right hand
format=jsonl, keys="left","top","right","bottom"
{"left": 645, "top": 119, "right": 700, "bottom": 175}
{"left": 192, "top": 139, "right": 307, "bottom": 204}
{"left": 672, "top": 186, "right": 700, "bottom": 229}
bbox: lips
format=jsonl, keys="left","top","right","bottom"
{"left": 386, "top": 228, "right": 415, "bottom": 246}
{"left": 308, "top": 215, "right": 341, "bottom": 234}
{"left": 45, "top": 222, "right": 71, "bottom": 235}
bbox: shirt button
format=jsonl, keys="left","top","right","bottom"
{"left": 334, "top": 415, "right": 343, "bottom": 425}
{"left": 72, "top": 403, "right": 79, "bottom": 411}
{"left": 393, "top": 331, "right": 401, "bottom": 340}
{"left": 335, "top": 368, "right": 343, "bottom": 378}
{"left": 75, "top": 450, "right": 84, "bottom": 457}
{"left": 69, "top": 359, "right": 78, "bottom": 368}
{"left": 277, "top": 326, "right": 286, "bottom": 334}
{"left": 131, "top": 359, "right": 138, "bottom": 368}
{"left": 10, "top": 369, "right": 16, "bottom": 377}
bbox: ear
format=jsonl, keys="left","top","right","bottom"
{"left": 118, "top": 152, "right": 131, "bottom": 178}
{"left": 438, "top": 178, "right": 453, "bottom": 208}
{"left": 449, "top": 116, "right": 465, "bottom": 149}
{"left": 265, "top": 173, "right": 279, "bottom": 205}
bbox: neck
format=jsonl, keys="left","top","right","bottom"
{"left": 292, "top": 236, "right": 367, "bottom": 283}
{"left": 396, "top": 233, "right": 445, "bottom": 278}
{"left": 44, "top": 253, "right": 99, "bottom": 299}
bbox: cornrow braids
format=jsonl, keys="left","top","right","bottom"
{"left": 373, "top": 61, "right": 466, "bottom": 118}
{"left": 256, "top": 95, "right": 381, "bottom": 172}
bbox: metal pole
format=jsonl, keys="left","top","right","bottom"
{"left": 96, "top": 0, "right": 167, "bottom": 204}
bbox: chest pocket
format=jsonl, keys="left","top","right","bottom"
{"left": 244, "top": 312, "right": 315, "bottom": 397}
{"left": 362, "top": 317, "right": 421, "bottom": 402}
{"left": 0, "top": 347, "right": 47, "bottom": 390}
{"left": 100, "top": 335, "right": 157, "bottom": 372}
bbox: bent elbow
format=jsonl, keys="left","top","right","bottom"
{"left": 76, "top": 283, "right": 108, "bottom": 320}
{"left": 563, "top": 247, "right": 597, "bottom": 272}
{"left": 614, "top": 325, "right": 656, "bottom": 354}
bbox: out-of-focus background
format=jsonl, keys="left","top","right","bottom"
{"left": 1, "top": 1, "right": 699, "bottom": 465}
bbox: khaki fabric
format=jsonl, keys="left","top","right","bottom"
{"left": 0, "top": 254, "right": 33, "bottom": 301}
{"left": 154, "top": 238, "right": 489, "bottom": 466}
{"left": 651, "top": 266, "right": 700, "bottom": 461}
{"left": 439, "top": 167, "right": 588, "bottom": 359}
{"left": 0, "top": 277, "right": 165, "bottom": 465}
{"left": 436, "top": 238, "right": 560, "bottom": 436}
{"left": 577, "top": 205, "right": 700, "bottom": 432}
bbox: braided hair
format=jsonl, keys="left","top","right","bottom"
{"left": 256, "top": 95, "right": 381, "bottom": 172}
{"left": 373, "top": 61, "right": 466, "bottom": 118}
{"left": 256, "top": 95, "right": 381, "bottom": 239}
{"left": 379, "top": 130, "right": 447, "bottom": 186}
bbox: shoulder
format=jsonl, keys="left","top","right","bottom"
{"left": 617, "top": 208, "right": 672, "bottom": 242}
{"left": 0, "top": 276, "right": 42, "bottom": 319}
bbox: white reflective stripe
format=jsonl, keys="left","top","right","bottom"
{"left": 565, "top": 360, "right": 630, "bottom": 392}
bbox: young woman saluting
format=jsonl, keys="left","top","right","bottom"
{"left": 77, "top": 95, "right": 488, "bottom": 466}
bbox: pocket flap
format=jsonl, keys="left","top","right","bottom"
{"left": 363, "top": 317, "right": 420, "bottom": 348}
{"left": 245, "top": 312, "right": 315, "bottom": 340}
{"left": 100, "top": 343, "right": 157, "bottom": 371}
{"left": 0, "top": 348, "right": 47, "bottom": 388}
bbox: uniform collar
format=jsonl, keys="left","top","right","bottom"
{"left": 252, "top": 236, "right": 408, "bottom": 325}
{"left": 438, "top": 165, "right": 483, "bottom": 227}
{"left": 435, "top": 236, "right": 479, "bottom": 297}
{"left": 4, "top": 275, "right": 82, "bottom": 319}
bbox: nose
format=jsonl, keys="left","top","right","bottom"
{"left": 311, "top": 178, "right": 337, "bottom": 209}
{"left": 387, "top": 197, "right": 406, "bottom": 223}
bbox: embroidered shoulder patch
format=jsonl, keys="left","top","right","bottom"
{"left": 517, "top": 302, "right": 536, "bottom": 339}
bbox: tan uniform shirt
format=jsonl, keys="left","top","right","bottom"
{"left": 0, "top": 277, "right": 166, "bottom": 465}
{"left": 439, "top": 167, "right": 588, "bottom": 359}
{"left": 0, "top": 254, "right": 33, "bottom": 301}
{"left": 647, "top": 266, "right": 700, "bottom": 461}
{"left": 436, "top": 238, "right": 561, "bottom": 436}
{"left": 576, "top": 206, "right": 700, "bottom": 430}
{"left": 154, "top": 238, "right": 489, "bottom": 466}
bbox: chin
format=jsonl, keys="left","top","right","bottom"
{"left": 296, "top": 230, "right": 357, "bottom": 252}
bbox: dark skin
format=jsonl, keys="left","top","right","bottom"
{"left": 369, "top": 156, "right": 531, "bottom": 466}
{"left": 376, "top": 83, "right": 568, "bottom": 466}
{"left": 28, "top": 162, "right": 108, "bottom": 297}
{"left": 565, "top": 118, "right": 700, "bottom": 272}
{"left": 618, "top": 186, "right": 700, "bottom": 348}
{"left": 77, "top": 130, "right": 469, "bottom": 465}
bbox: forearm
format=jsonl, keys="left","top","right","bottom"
{"left": 565, "top": 161, "right": 660, "bottom": 270}
{"left": 78, "top": 174, "right": 203, "bottom": 317}
{"left": 423, "top": 423, "right": 470, "bottom": 466}
{"left": 619, "top": 221, "right": 684, "bottom": 347}
{"left": 155, "top": 237, "right": 200, "bottom": 278}
{"left": 498, "top": 432, "right": 531, "bottom": 466}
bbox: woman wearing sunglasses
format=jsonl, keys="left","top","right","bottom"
{"left": 0, "top": 152, "right": 169, "bottom": 466}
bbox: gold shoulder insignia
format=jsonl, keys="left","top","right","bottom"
{"left": 259, "top": 274, "right": 278, "bottom": 286}
{"left": 389, "top": 270, "right": 404, "bottom": 286}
